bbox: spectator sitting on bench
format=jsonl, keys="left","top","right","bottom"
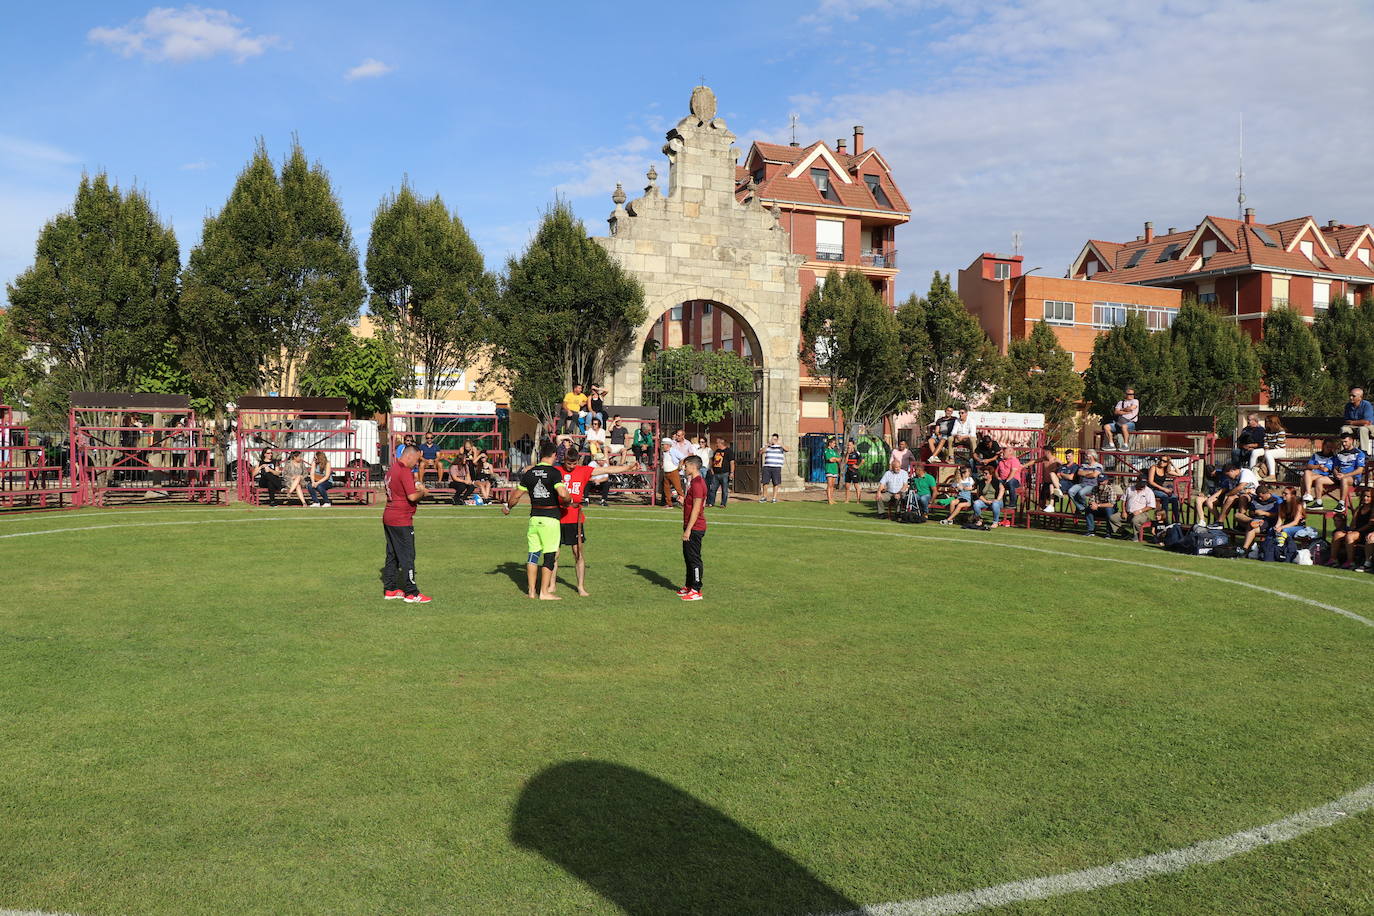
{"left": 939, "top": 462, "right": 976, "bottom": 526}
{"left": 1145, "top": 454, "right": 1182, "bottom": 524}
{"left": 1101, "top": 386, "right": 1139, "bottom": 451}
{"left": 1237, "top": 483, "right": 1280, "bottom": 553}
{"left": 970, "top": 476, "right": 1005, "bottom": 529}
{"left": 1276, "top": 486, "right": 1308, "bottom": 543}
{"left": 1035, "top": 446, "right": 1060, "bottom": 511}
{"left": 972, "top": 431, "right": 1000, "bottom": 482}
{"left": 1233, "top": 412, "right": 1267, "bottom": 470}
{"left": 907, "top": 462, "right": 937, "bottom": 517}
{"left": 466, "top": 444, "right": 495, "bottom": 502}
{"left": 256, "top": 449, "right": 285, "bottom": 506}
{"left": 307, "top": 451, "right": 334, "bottom": 506}
{"left": 1342, "top": 386, "right": 1373, "bottom": 452}
{"left": 1257, "top": 414, "right": 1286, "bottom": 480}
{"left": 1115, "top": 478, "right": 1157, "bottom": 539}
{"left": 1195, "top": 462, "right": 1259, "bottom": 524}
{"left": 1328, "top": 497, "right": 1374, "bottom": 569}
{"left": 928, "top": 408, "right": 956, "bottom": 460}
{"left": 1332, "top": 431, "right": 1368, "bottom": 515}
{"left": 1068, "top": 449, "right": 1104, "bottom": 513}
{"left": 949, "top": 409, "right": 977, "bottom": 460}
{"left": 875, "top": 458, "right": 908, "bottom": 520}
{"left": 395, "top": 435, "right": 416, "bottom": 462}
{"left": 418, "top": 435, "right": 442, "bottom": 483}
{"left": 283, "top": 451, "right": 310, "bottom": 507}
{"left": 1303, "top": 438, "right": 1340, "bottom": 510}
{"left": 1049, "top": 448, "right": 1079, "bottom": 511}
{"left": 1083, "top": 474, "right": 1122, "bottom": 537}
{"left": 562, "top": 384, "right": 589, "bottom": 433}
{"left": 446, "top": 456, "right": 477, "bottom": 505}
{"left": 995, "top": 445, "right": 1023, "bottom": 508}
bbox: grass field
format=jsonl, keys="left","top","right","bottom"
{"left": 2, "top": 500, "right": 1373, "bottom": 915}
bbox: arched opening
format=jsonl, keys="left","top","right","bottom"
{"left": 640, "top": 300, "right": 766, "bottom": 495}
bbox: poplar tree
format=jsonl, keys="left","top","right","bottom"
{"left": 800, "top": 269, "right": 904, "bottom": 436}
{"left": 6, "top": 173, "right": 180, "bottom": 398}
{"left": 1083, "top": 312, "right": 1184, "bottom": 420}
{"left": 1313, "top": 296, "right": 1374, "bottom": 412}
{"left": 1168, "top": 299, "right": 1261, "bottom": 418}
{"left": 995, "top": 319, "right": 1084, "bottom": 441}
{"left": 366, "top": 183, "right": 493, "bottom": 399}
{"left": 487, "top": 202, "right": 645, "bottom": 431}
{"left": 894, "top": 272, "right": 1001, "bottom": 422}
{"left": 1257, "top": 307, "right": 1324, "bottom": 412}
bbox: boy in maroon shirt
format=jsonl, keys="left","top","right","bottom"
{"left": 678, "top": 455, "right": 707, "bottom": 601}
{"left": 382, "top": 444, "right": 431, "bottom": 603}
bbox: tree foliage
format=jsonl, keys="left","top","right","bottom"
{"left": 298, "top": 332, "right": 401, "bottom": 418}
{"left": 1168, "top": 299, "right": 1261, "bottom": 418}
{"left": 0, "top": 310, "right": 39, "bottom": 409}
{"left": 995, "top": 319, "right": 1084, "bottom": 442}
{"left": 1313, "top": 296, "right": 1374, "bottom": 413}
{"left": 1083, "top": 312, "right": 1182, "bottom": 419}
{"left": 642, "top": 346, "right": 756, "bottom": 425}
{"left": 486, "top": 202, "right": 645, "bottom": 429}
{"left": 1257, "top": 306, "right": 1324, "bottom": 412}
{"left": 6, "top": 173, "right": 180, "bottom": 405}
{"left": 893, "top": 272, "right": 1001, "bottom": 423}
{"left": 181, "top": 140, "right": 362, "bottom": 406}
{"left": 366, "top": 183, "right": 493, "bottom": 399}
{"left": 800, "top": 269, "right": 905, "bottom": 433}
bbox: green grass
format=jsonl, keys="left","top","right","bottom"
{"left": 1, "top": 501, "right": 1373, "bottom": 915}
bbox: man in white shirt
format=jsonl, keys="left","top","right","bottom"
{"left": 875, "top": 459, "right": 909, "bottom": 520}
{"left": 660, "top": 429, "right": 693, "bottom": 507}
{"left": 1197, "top": 462, "right": 1259, "bottom": 524}
{"left": 1111, "top": 479, "right": 1157, "bottom": 538}
{"left": 949, "top": 409, "right": 977, "bottom": 460}
{"left": 1102, "top": 387, "right": 1141, "bottom": 451}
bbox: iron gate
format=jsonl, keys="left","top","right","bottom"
{"left": 643, "top": 366, "right": 765, "bottom": 495}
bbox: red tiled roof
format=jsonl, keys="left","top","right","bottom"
{"left": 737, "top": 139, "right": 910, "bottom": 214}
{"left": 1074, "top": 215, "right": 1374, "bottom": 283}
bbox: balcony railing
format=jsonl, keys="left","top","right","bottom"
{"left": 860, "top": 248, "right": 897, "bottom": 269}
{"left": 815, "top": 243, "right": 844, "bottom": 261}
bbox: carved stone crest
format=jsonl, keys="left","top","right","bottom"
{"left": 689, "top": 85, "right": 717, "bottom": 123}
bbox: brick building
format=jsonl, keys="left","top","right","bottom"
{"left": 958, "top": 253, "right": 1183, "bottom": 372}
{"left": 1068, "top": 210, "right": 1374, "bottom": 339}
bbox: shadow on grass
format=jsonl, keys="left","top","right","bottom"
{"left": 624, "top": 564, "right": 678, "bottom": 593}
{"left": 511, "top": 760, "right": 859, "bottom": 915}
{"left": 487, "top": 561, "right": 528, "bottom": 592}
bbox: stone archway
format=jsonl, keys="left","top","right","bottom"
{"left": 595, "top": 86, "right": 804, "bottom": 487}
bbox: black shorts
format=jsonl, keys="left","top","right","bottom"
{"left": 844, "top": 469, "right": 859, "bottom": 483}
{"left": 560, "top": 522, "right": 585, "bottom": 546}
{"left": 762, "top": 466, "right": 782, "bottom": 486}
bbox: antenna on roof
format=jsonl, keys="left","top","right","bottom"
{"left": 1236, "top": 112, "right": 1246, "bottom": 220}
{"left": 1012, "top": 231, "right": 1023, "bottom": 256}
{"left": 789, "top": 113, "right": 799, "bottom": 147}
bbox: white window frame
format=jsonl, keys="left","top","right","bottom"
{"left": 1300, "top": 239, "right": 1315, "bottom": 260}
{"left": 815, "top": 218, "right": 845, "bottom": 261}
{"left": 1085, "top": 261, "right": 1098, "bottom": 277}
{"left": 1043, "top": 300, "right": 1075, "bottom": 325}
{"left": 993, "top": 262, "right": 1011, "bottom": 280}
{"left": 1359, "top": 248, "right": 1371, "bottom": 266}
{"left": 1092, "top": 302, "right": 1178, "bottom": 331}
{"left": 1313, "top": 281, "right": 1330, "bottom": 314}
{"left": 1202, "top": 239, "right": 1218, "bottom": 259}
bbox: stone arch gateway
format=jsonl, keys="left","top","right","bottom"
{"left": 597, "top": 86, "right": 804, "bottom": 489}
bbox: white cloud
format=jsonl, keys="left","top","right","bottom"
{"left": 180, "top": 160, "right": 211, "bottom": 170}
{"left": 549, "top": 136, "right": 659, "bottom": 200}
{"left": 88, "top": 6, "right": 281, "bottom": 63}
{"left": 784, "top": 0, "right": 1374, "bottom": 298}
{"left": 0, "top": 135, "right": 80, "bottom": 170}
{"left": 345, "top": 58, "right": 393, "bottom": 81}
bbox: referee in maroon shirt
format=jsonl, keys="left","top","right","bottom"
{"left": 382, "top": 444, "right": 431, "bottom": 604}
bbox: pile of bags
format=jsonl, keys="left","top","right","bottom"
{"left": 1154, "top": 522, "right": 1326, "bottom": 564}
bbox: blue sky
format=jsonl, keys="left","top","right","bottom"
{"left": 5, "top": 0, "right": 1374, "bottom": 310}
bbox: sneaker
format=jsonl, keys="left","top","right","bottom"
{"left": 1305, "top": 499, "right": 1323, "bottom": 510}
{"left": 939, "top": 518, "right": 953, "bottom": 526}
{"left": 309, "top": 502, "right": 321, "bottom": 507}
{"left": 675, "top": 586, "right": 692, "bottom": 596}
{"left": 998, "top": 518, "right": 1012, "bottom": 527}
{"left": 1335, "top": 501, "right": 1346, "bottom": 513}
{"left": 1043, "top": 502, "right": 1055, "bottom": 513}
{"left": 403, "top": 593, "right": 433, "bottom": 604}
{"left": 383, "top": 589, "right": 405, "bottom": 600}
{"left": 680, "top": 590, "right": 702, "bottom": 601}
{"left": 771, "top": 498, "right": 778, "bottom": 503}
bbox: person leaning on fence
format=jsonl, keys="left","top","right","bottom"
{"left": 1146, "top": 455, "right": 1181, "bottom": 523}
{"left": 1233, "top": 413, "right": 1267, "bottom": 470}
{"left": 760, "top": 433, "right": 787, "bottom": 503}
{"left": 1083, "top": 475, "right": 1122, "bottom": 537}
{"left": 1332, "top": 432, "right": 1368, "bottom": 515}
{"left": 308, "top": 451, "right": 334, "bottom": 506}
{"left": 1067, "top": 450, "right": 1103, "bottom": 513}
{"left": 1342, "top": 386, "right": 1374, "bottom": 452}
{"left": 1101, "top": 387, "right": 1140, "bottom": 451}
{"left": 876, "top": 459, "right": 908, "bottom": 520}
{"left": 707, "top": 436, "right": 735, "bottom": 507}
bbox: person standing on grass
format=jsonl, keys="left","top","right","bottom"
{"left": 760, "top": 433, "right": 787, "bottom": 503}
{"left": 823, "top": 436, "right": 841, "bottom": 504}
{"left": 551, "top": 448, "right": 640, "bottom": 597}
{"left": 504, "top": 441, "right": 570, "bottom": 600}
{"left": 678, "top": 455, "right": 708, "bottom": 601}
{"left": 843, "top": 438, "right": 863, "bottom": 503}
{"left": 382, "top": 443, "right": 431, "bottom": 603}
{"left": 707, "top": 436, "right": 735, "bottom": 507}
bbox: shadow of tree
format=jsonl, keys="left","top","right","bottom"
{"left": 511, "top": 760, "right": 859, "bottom": 915}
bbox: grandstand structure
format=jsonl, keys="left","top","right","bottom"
{"left": 0, "top": 404, "right": 77, "bottom": 510}
{"left": 233, "top": 396, "right": 373, "bottom": 505}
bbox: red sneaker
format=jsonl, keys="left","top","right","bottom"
{"left": 680, "top": 590, "right": 702, "bottom": 601}
{"left": 404, "top": 593, "right": 433, "bottom": 604}
{"left": 675, "top": 586, "right": 692, "bottom": 596}
{"left": 383, "top": 589, "right": 405, "bottom": 600}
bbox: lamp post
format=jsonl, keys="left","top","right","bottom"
{"left": 1006, "top": 266, "right": 1043, "bottom": 354}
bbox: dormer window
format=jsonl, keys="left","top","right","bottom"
{"left": 1359, "top": 248, "right": 1371, "bottom": 266}
{"left": 863, "top": 175, "right": 892, "bottom": 208}
{"left": 811, "top": 168, "right": 839, "bottom": 202}
{"left": 1201, "top": 239, "right": 1217, "bottom": 262}
{"left": 1300, "top": 239, "right": 1315, "bottom": 260}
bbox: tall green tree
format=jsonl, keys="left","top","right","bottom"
{"left": 994, "top": 319, "right": 1084, "bottom": 442}
{"left": 1257, "top": 306, "right": 1324, "bottom": 412}
{"left": 800, "top": 269, "right": 904, "bottom": 435}
{"left": 893, "top": 272, "right": 1001, "bottom": 422}
{"left": 1169, "top": 299, "right": 1261, "bottom": 419}
{"left": 298, "top": 331, "right": 401, "bottom": 418}
{"left": 182, "top": 140, "right": 362, "bottom": 406}
{"left": 367, "top": 183, "right": 493, "bottom": 399}
{"left": 1313, "top": 295, "right": 1374, "bottom": 413}
{"left": 486, "top": 202, "right": 645, "bottom": 431}
{"left": 6, "top": 173, "right": 180, "bottom": 402}
{"left": 0, "top": 310, "right": 39, "bottom": 409}
{"left": 1082, "top": 312, "right": 1182, "bottom": 419}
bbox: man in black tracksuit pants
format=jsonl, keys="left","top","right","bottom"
{"left": 382, "top": 444, "right": 431, "bottom": 603}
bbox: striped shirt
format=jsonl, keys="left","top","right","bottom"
{"left": 763, "top": 444, "right": 786, "bottom": 468}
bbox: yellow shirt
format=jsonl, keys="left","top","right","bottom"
{"left": 563, "top": 391, "right": 589, "bottom": 413}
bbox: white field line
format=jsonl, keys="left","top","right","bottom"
{"left": 2, "top": 512, "right": 1372, "bottom": 916}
